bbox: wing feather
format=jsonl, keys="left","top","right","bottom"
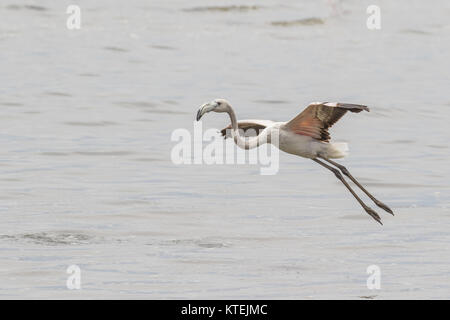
{"left": 285, "top": 102, "right": 369, "bottom": 142}
{"left": 220, "top": 119, "right": 273, "bottom": 138}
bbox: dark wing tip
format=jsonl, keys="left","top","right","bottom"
{"left": 220, "top": 128, "right": 227, "bottom": 138}
{"left": 336, "top": 103, "right": 370, "bottom": 113}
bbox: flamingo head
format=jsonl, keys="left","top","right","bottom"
{"left": 196, "top": 98, "right": 229, "bottom": 121}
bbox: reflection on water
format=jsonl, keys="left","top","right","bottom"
{"left": 182, "top": 5, "right": 262, "bottom": 13}
{"left": 0, "top": 232, "right": 94, "bottom": 246}
{"left": 0, "top": 0, "right": 449, "bottom": 299}
{"left": 6, "top": 5, "right": 48, "bottom": 11}
{"left": 271, "top": 17, "right": 325, "bottom": 26}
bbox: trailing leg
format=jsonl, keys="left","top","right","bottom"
{"left": 313, "top": 158, "right": 383, "bottom": 225}
{"left": 320, "top": 157, "right": 394, "bottom": 215}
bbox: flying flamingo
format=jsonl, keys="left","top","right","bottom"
{"left": 196, "top": 99, "right": 394, "bottom": 224}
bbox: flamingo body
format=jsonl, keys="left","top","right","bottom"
{"left": 196, "top": 99, "right": 393, "bottom": 224}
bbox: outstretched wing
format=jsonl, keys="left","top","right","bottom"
{"left": 220, "top": 119, "right": 274, "bottom": 139}
{"left": 284, "top": 102, "right": 369, "bottom": 142}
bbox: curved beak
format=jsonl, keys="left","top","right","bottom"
{"left": 196, "top": 102, "right": 216, "bottom": 121}
{"left": 196, "top": 106, "right": 204, "bottom": 121}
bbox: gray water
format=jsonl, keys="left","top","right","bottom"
{"left": 1, "top": 0, "right": 449, "bottom": 299}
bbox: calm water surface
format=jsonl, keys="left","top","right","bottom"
{"left": 0, "top": 0, "right": 449, "bottom": 298}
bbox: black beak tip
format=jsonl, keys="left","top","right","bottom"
{"left": 196, "top": 109, "right": 202, "bottom": 121}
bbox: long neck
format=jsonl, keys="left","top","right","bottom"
{"left": 226, "top": 105, "right": 268, "bottom": 150}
